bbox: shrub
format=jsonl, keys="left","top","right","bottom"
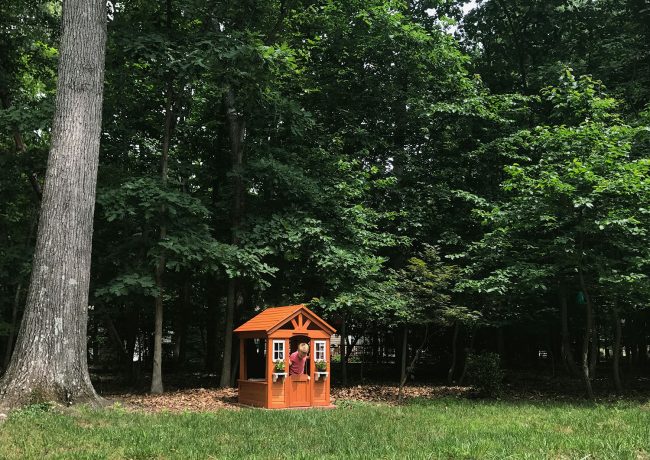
{"left": 465, "top": 352, "right": 505, "bottom": 397}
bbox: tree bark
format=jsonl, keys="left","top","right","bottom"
{"left": 0, "top": 0, "right": 106, "bottom": 408}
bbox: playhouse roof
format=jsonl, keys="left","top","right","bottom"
{"left": 234, "top": 304, "right": 336, "bottom": 335}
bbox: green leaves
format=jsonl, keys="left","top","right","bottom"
{"left": 95, "top": 273, "right": 159, "bottom": 299}
{"left": 459, "top": 70, "right": 650, "bottom": 323}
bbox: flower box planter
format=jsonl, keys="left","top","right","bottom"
{"left": 314, "top": 371, "right": 328, "bottom": 381}
{"left": 272, "top": 372, "right": 287, "bottom": 383}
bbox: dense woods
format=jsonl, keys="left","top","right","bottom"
{"left": 1, "top": 0, "right": 648, "bottom": 406}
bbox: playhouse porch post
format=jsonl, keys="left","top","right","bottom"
{"left": 239, "top": 338, "right": 246, "bottom": 381}
{"left": 266, "top": 337, "right": 272, "bottom": 408}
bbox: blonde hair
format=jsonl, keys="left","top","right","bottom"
{"left": 298, "top": 343, "right": 309, "bottom": 353}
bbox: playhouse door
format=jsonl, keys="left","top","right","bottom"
{"left": 288, "top": 374, "right": 311, "bottom": 407}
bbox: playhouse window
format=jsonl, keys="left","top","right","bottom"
{"left": 272, "top": 340, "right": 285, "bottom": 362}
{"left": 314, "top": 340, "right": 326, "bottom": 362}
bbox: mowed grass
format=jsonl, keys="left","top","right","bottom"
{"left": 1, "top": 398, "right": 649, "bottom": 459}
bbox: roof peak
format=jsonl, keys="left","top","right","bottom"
{"left": 233, "top": 304, "right": 335, "bottom": 335}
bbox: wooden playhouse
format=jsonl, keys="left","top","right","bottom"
{"left": 234, "top": 304, "right": 336, "bottom": 409}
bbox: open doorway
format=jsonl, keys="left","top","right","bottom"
{"left": 289, "top": 335, "right": 310, "bottom": 376}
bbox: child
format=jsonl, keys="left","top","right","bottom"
{"left": 289, "top": 343, "right": 310, "bottom": 377}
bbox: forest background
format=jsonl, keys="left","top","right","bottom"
{"left": 1, "top": 0, "right": 649, "bottom": 402}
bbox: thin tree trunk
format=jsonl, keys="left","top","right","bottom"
{"left": 3, "top": 283, "right": 22, "bottom": 369}
{"left": 229, "top": 342, "right": 240, "bottom": 388}
{"left": 496, "top": 326, "right": 505, "bottom": 358}
{"left": 125, "top": 308, "right": 141, "bottom": 385}
{"left": 459, "top": 331, "right": 476, "bottom": 386}
{"left": 372, "top": 330, "right": 379, "bottom": 364}
{"left": 219, "top": 86, "right": 245, "bottom": 388}
{"left": 399, "top": 325, "right": 428, "bottom": 404}
{"left": 560, "top": 286, "right": 580, "bottom": 376}
{"left": 103, "top": 313, "right": 131, "bottom": 372}
{"left": 447, "top": 322, "right": 459, "bottom": 384}
{"left": 3, "top": 213, "right": 39, "bottom": 369}
{"left": 398, "top": 325, "right": 408, "bottom": 399}
{"left": 205, "top": 282, "right": 220, "bottom": 372}
{"left": 0, "top": 0, "right": 106, "bottom": 408}
{"left": 612, "top": 302, "right": 623, "bottom": 393}
{"left": 219, "top": 280, "right": 235, "bottom": 387}
{"left": 151, "top": 0, "right": 175, "bottom": 395}
{"left": 578, "top": 267, "right": 594, "bottom": 399}
{"left": 589, "top": 327, "right": 598, "bottom": 378}
{"left": 151, "top": 82, "right": 174, "bottom": 395}
{"left": 174, "top": 278, "right": 191, "bottom": 368}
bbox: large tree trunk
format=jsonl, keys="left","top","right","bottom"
{"left": 219, "top": 86, "right": 245, "bottom": 388}
{"left": 0, "top": 0, "right": 106, "bottom": 408}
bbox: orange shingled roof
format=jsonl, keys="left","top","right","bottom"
{"left": 233, "top": 304, "right": 336, "bottom": 335}
{"left": 233, "top": 305, "right": 304, "bottom": 333}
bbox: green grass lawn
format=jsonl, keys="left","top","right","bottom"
{"left": 1, "top": 398, "right": 649, "bottom": 459}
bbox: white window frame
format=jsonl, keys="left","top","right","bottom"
{"left": 272, "top": 340, "right": 285, "bottom": 362}
{"left": 314, "top": 340, "right": 326, "bottom": 362}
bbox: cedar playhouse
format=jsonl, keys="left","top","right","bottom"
{"left": 234, "top": 304, "right": 336, "bottom": 408}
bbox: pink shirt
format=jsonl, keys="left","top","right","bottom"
{"left": 289, "top": 351, "right": 307, "bottom": 375}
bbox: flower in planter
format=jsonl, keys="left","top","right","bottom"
{"left": 274, "top": 361, "right": 285, "bottom": 372}
{"left": 315, "top": 361, "right": 327, "bottom": 372}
